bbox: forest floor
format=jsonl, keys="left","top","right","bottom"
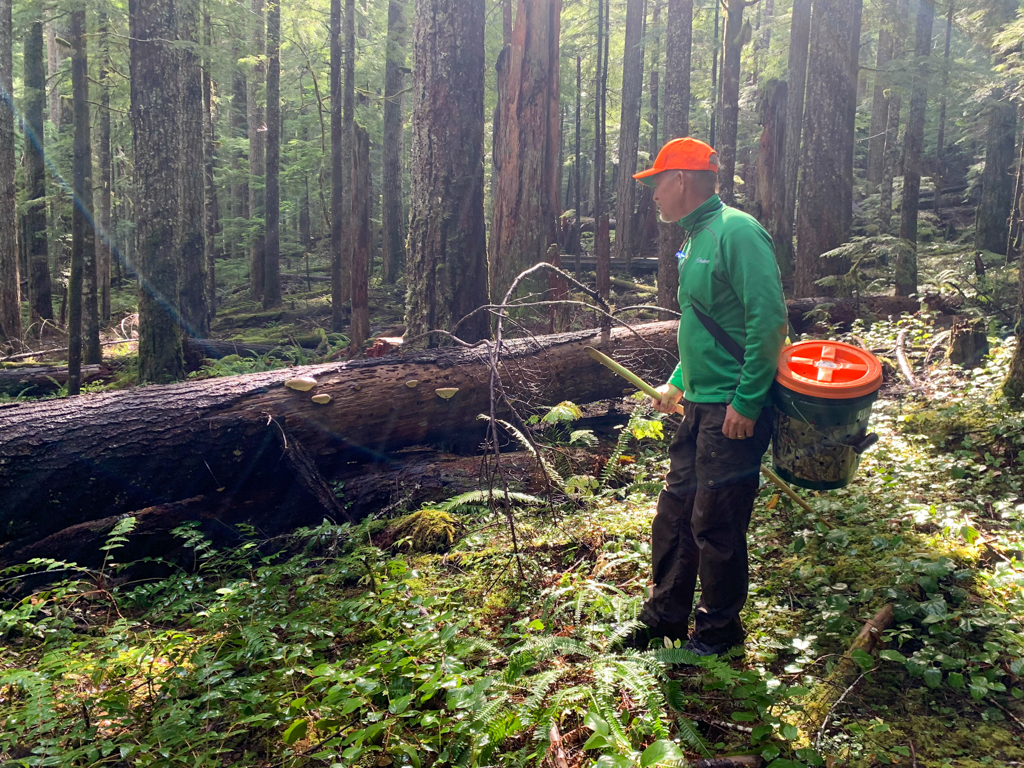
{"left": 3, "top": 312, "right": 1024, "bottom": 767}
{"left": 3, "top": 243, "right": 1024, "bottom": 767}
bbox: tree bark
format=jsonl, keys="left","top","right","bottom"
{"left": 756, "top": 79, "right": 787, "bottom": 248}
{"left": 634, "top": 0, "right": 660, "bottom": 261}
{"left": 69, "top": 9, "right": 96, "bottom": 388}
{"left": 489, "top": 0, "right": 562, "bottom": 301}
{"left": 593, "top": 0, "right": 606, "bottom": 222}
{"left": 95, "top": 9, "right": 112, "bottom": 325}
{"left": 573, "top": 54, "right": 582, "bottom": 265}
{"left": 934, "top": 0, "right": 953, "bottom": 218}
{"left": 793, "top": 0, "right": 857, "bottom": 297}
{"left": 203, "top": 6, "right": 218, "bottom": 320}
{"left": 179, "top": 0, "right": 209, "bottom": 336}
{"left": 895, "top": 0, "right": 933, "bottom": 296}
{"left": 777, "top": 0, "right": 811, "bottom": 282}
{"left": 0, "top": 321, "right": 679, "bottom": 543}
{"left": 263, "top": 0, "right": 282, "bottom": 308}
{"left": 878, "top": 0, "right": 906, "bottom": 236}
{"left": 866, "top": 26, "right": 892, "bottom": 188}
{"left": 230, "top": 42, "right": 248, "bottom": 260}
{"left": 0, "top": 362, "right": 113, "bottom": 397}
{"left": 23, "top": 13, "right": 51, "bottom": 326}
{"left": 330, "top": 0, "right": 345, "bottom": 331}
{"left": 248, "top": 0, "right": 266, "bottom": 301}
{"left": 716, "top": 0, "right": 746, "bottom": 207}
{"left": 974, "top": 94, "right": 1017, "bottom": 255}
{"left": 613, "top": 0, "right": 645, "bottom": 266}
{"left": 0, "top": 0, "right": 16, "bottom": 347}
{"left": 381, "top": 0, "right": 408, "bottom": 285}
{"left": 350, "top": 124, "right": 370, "bottom": 349}
{"left": 656, "top": 0, "right": 692, "bottom": 315}
{"left": 1009, "top": 123, "right": 1024, "bottom": 264}
{"left": 341, "top": 0, "right": 354, "bottom": 300}
{"left": 131, "top": 0, "right": 184, "bottom": 383}
{"left": 404, "top": 0, "right": 489, "bottom": 346}
{"left": 1004, "top": 125, "right": 1024, "bottom": 402}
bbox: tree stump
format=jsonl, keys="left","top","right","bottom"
{"left": 947, "top": 318, "right": 988, "bottom": 366}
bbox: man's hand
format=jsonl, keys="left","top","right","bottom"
{"left": 722, "top": 404, "right": 755, "bottom": 440}
{"left": 651, "top": 383, "right": 683, "bottom": 415}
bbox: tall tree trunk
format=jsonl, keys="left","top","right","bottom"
{"left": 179, "top": 0, "right": 209, "bottom": 337}
{"left": 974, "top": 94, "right": 1017, "bottom": 255}
{"left": 777, "top": 0, "right": 810, "bottom": 282}
{"left": 710, "top": 0, "right": 719, "bottom": 146}
{"left": 131, "top": 0, "right": 185, "bottom": 383}
{"left": 503, "top": 0, "right": 513, "bottom": 45}
{"left": 263, "top": 0, "right": 281, "bottom": 308}
{"left": 1009, "top": 124, "right": 1024, "bottom": 264}
{"left": 866, "top": 26, "right": 892, "bottom": 188}
{"left": 23, "top": 12, "right": 52, "bottom": 325}
{"left": 573, "top": 53, "right": 582, "bottom": 267}
{"left": 634, "top": 0, "right": 660, "bottom": 259}
{"left": 248, "top": 0, "right": 266, "bottom": 301}
{"left": 203, "top": 5, "right": 218, "bottom": 320}
{"left": 95, "top": 8, "right": 112, "bottom": 325}
{"left": 756, "top": 79, "right": 787, "bottom": 245}
{"left": 895, "top": 0, "right": 933, "bottom": 296}
{"left": 716, "top": 0, "right": 745, "bottom": 207}
{"left": 45, "top": 11, "right": 65, "bottom": 128}
{"left": 404, "top": 0, "right": 489, "bottom": 346}
{"left": 488, "top": 0, "right": 562, "bottom": 301}
{"left": 793, "top": 0, "right": 857, "bottom": 297}
{"left": 341, "top": 0, "right": 354, "bottom": 299}
{"left": 656, "top": 0, "right": 692, "bottom": 314}
{"left": 843, "top": 0, "right": 863, "bottom": 229}
{"left": 350, "top": 124, "right": 370, "bottom": 349}
{"left": 330, "top": 0, "right": 344, "bottom": 331}
{"left": 381, "top": 0, "right": 408, "bottom": 285}
{"left": 878, "top": 0, "right": 906, "bottom": 235}
{"left": 593, "top": 0, "right": 605, "bottom": 221}
{"left": 613, "top": 0, "right": 644, "bottom": 265}
{"left": 933, "top": 0, "right": 953, "bottom": 218}
{"left": 230, "top": 42, "right": 248, "bottom": 260}
{"left": 71, "top": 9, "right": 99, "bottom": 373}
{"left": 0, "top": 0, "right": 18, "bottom": 346}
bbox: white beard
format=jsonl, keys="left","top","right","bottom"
{"left": 658, "top": 210, "right": 675, "bottom": 223}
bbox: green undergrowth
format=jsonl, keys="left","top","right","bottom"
{"left": 3, "top": 319, "right": 1024, "bottom": 767}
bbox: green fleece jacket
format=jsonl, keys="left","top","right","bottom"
{"left": 667, "top": 195, "right": 787, "bottom": 420}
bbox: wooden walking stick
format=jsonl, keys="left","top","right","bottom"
{"left": 584, "top": 346, "right": 819, "bottom": 517}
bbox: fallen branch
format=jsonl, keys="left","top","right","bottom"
{"left": 896, "top": 329, "right": 924, "bottom": 392}
{"left": 548, "top": 722, "right": 570, "bottom": 768}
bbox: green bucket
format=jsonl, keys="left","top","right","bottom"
{"left": 770, "top": 340, "right": 883, "bottom": 490}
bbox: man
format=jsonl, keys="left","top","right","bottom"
{"left": 627, "top": 137, "right": 787, "bottom": 656}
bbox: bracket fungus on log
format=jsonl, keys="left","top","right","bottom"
{"left": 284, "top": 376, "right": 318, "bottom": 392}
{"left": 435, "top": 387, "right": 459, "bottom": 399}
{"left": 311, "top": 394, "right": 332, "bottom": 405}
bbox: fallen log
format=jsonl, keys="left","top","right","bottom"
{"left": 0, "top": 322, "right": 677, "bottom": 552}
{"left": 785, "top": 295, "right": 921, "bottom": 334}
{"left": 0, "top": 363, "right": 113, "bottom": 396}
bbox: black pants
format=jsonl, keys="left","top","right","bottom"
{"left": 639, "top": 400, "right": 773, "bottom": 645}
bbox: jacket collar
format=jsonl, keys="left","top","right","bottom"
{"left": 678, "top": 194, "right": 724, "bottom": 232}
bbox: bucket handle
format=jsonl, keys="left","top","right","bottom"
{"left": 849, "top": 432, "right": 879, "bottom": 455}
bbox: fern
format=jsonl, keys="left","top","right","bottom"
{"left": 435, "top": 489, "right": 546, "bottom": 514}
{"left": 496, "top": 418, "right": 566, "bottom": 491}
{"left": 676, "top": 716, "right": 714, "bottom": 757}
{"left": 601, "top": 403, "right": 657, "bottom": 489}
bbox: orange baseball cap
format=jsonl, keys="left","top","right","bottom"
{"left": 633, "top": 137, "right": 719, "bottom": 187}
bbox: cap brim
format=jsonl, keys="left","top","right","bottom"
{"left": 632, "top": 167, "right": 660, "bottom": 187}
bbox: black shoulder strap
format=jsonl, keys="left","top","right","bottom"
{"left": 691, "top": 304, "right": 745, "bottom": 365}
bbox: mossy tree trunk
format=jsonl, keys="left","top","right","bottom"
{"left": 350, "top": 124, "right": 370, "bottom": 349}
{"left": 716, "top": 0, "right": 747, "bottom": 207}
{"left": 131, "top": 0, "right": 185, "bottom": 383}
{"left": 866, "top": 24, "right": 892, "bottom": 188}
{"left": 404, "top": 0, "right": 489, "bottom": 346}
{"left": 203, "top": 6, "right": 219, "bottom": 320}
{"left": 756, "top": 79, "right": 787, "bottom": 271}
{"left": 230, "top": 40, "right": 248, "bottom": 260}
{"left": 330, "top": 0, "right": 344, "bottom": 330}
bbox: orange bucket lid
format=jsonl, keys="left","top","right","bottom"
{"left": 775, "top": 340, "right": 882, "bottom": 399}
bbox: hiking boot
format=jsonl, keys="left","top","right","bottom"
{"left": 683, "top": 636, "right": 743, "bottom": 658}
